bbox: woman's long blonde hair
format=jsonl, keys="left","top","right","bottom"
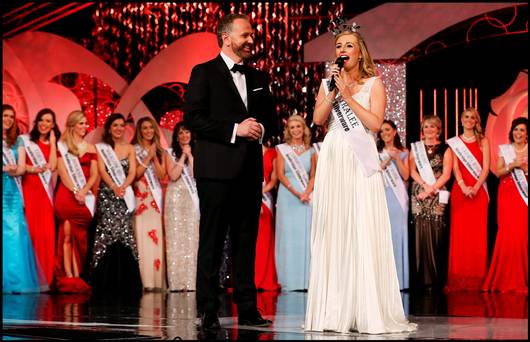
{"left": 283, "top": 114, "right": 311, "bottom": 147}
{"left": 461, "top": 107, "right": 484, "bottom": 143}
{"left": 60, "top": 110, "right": 86, "bottom": 156}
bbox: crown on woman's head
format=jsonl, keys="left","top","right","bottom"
{"left": 330, "top": 16, "right": 360, "bottom": 36}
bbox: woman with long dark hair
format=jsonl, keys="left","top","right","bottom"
{"left": 91, "top": 113, "right": 142, "bottom": 297}
{"left": 377, "top": 119, "right": 410, "bottom": 291}
{"left": 22, "top": 108, "right": 61, "bottom": 287}
{"left": 482, "top": 117, "right": 528, "bottom": 294}
{"left": 164, "top": 121, "right": 200, "bottom": 291}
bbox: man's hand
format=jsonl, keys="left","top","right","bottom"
{"left": 237, "top": 118, "right": 262, "bottom": 140}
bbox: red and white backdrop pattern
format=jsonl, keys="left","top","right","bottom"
{"left": 3, "top": 2, "right": 525, "bottom": 151}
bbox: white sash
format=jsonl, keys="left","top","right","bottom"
{"left": 447, "top": 136, "right": 489, "bottom": 200}
{"left": 262, "top": 181, "right": 274, "bottom": 214}
{"left": 499, "top": 144, "right": 528, "bottom": 206}
{"left": 379, "top": 149, "right": 409, "bottom": 213}
{"left": 312, "top": 142, "right": 322, "bottom": 156}
{"left": 323, "top": 79, "right": 380, "bottom": 177}
{"left": 277, "top": 143, "right": 309, "bottom": 191}
{"left": 134, "top": 144, "right": 163, "bottom": 211}
{"left": 96, "top": 143, "right": 135, "bottom": 213}
{"left": 3, "top": 140, "right": 24, "bottom": 205}
{"left": 21, "top": 135, "right": 54, "bottom": 204}
{"left": 411, "top": 141, "right": 437, "bottom": 185}
{"left": 57, "top": 141, "right": 95, "bottom": 216}
{"left": 166, "top": 148, "right": 200, "bottom": 214}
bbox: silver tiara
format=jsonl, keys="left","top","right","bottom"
{"left": 330, "top": 16, "right": 360, "bottom": 36}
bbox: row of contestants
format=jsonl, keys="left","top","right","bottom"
{"left": 257, "top": 111, "right": 528, "bottom": 295}
{"left": 3, "top": 106, "right": 200, "bottom": 294}
{"left": 3, "top": 104, "right": 527, "bottom": 296}
{"left": 379, "top": 112, "right": 528, "bottom": 294}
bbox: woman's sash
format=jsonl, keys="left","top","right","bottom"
{"left": 134, "top": 144, "right": 163, "bottom": 211}
{"left": 322, "top": 79, "right": 379, "bottom": 177}
{"left": 3, "top": 140, "right": 24, "bottom": 205}
{"left": 262, "top": 180, "right": 274, "bottom": 215}
{"left": 166, "top": 148, "right": 200, "bottom": 213}
{"left": 447, "top": 136, "right": 489, "bottom": 200}
{"left": 57, "top": 141, "right": 95, "bottom": 216}
{"left": 95, "top": 143, "right": 135, "bottom": 213}
{"left": 312, "top": 142, "right": 322, "bottom": 156}
{"left": 411, "top": 141, "right": 437, "bottom": 185}
{"left": 277, "top": 143, "right": 308, "bottom": 191}
{"left": 379, "top": 149, "right": 409, "bottom": 212}
{"left": 499, "top": 143, "right": 528, "bottom": 205}
{"left": 21, "top": 135, "right": 54, "bottom": 204}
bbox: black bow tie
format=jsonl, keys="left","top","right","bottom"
{"left": 231, "top": 64, "right": 246, "bottom": 74}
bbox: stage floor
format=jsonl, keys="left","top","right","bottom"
{"left": 2, "top": 290, "right": 528, "bottom": 340}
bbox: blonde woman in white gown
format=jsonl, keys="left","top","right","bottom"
{"left": 304, "top": 22, "right": 417, "bottom": 334}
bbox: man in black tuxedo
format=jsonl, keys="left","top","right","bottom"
{"left": 183, "top": 14, "right": 277, "bottom": 330}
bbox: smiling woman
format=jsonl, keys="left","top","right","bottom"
{"left": 305, "top": 20, "right": 416, "bottom": 334}
{"left": 22, "top": 109, "right": 61, "bottom": 288}
{"left": 275, "top": 115, "right": 316, "bottom": 292}
{"left": 91, "top": 113, "right": 142, "bottom": 298}
{"left": 131, "top": 117, "right": 167, "bottom": 291}
{"left": 3, "top": 104, "right": 48, "bottom": 294}
{"left": 53, "top": 110, "right": 98, "bottom": 294}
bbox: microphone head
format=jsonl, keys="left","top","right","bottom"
{"left": 336, "top": 55, "right": 350, "bottom": 67}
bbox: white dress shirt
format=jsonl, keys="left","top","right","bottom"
{"left": 220, "top": 51, "right": 264, "bottom": 144}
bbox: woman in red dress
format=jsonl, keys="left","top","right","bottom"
{"left": 22, "top": 109, "right": 61, "bottom": 287}
{"left": 482, "top": 117, "right": 528, "bottom": 294}
{"left": 445, "top": 108, "right": 490, "bottom": 292}
{"left": 254, "top": 142, "right": 280, "bottom": 292}
{"left": 54, "top": 110, "right": 98, "bottom": 293}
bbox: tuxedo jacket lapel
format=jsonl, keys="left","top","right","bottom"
{"left": 245, "top": 69, "right": 254, "bottom": 114}
{"left": 214, "top": 55, "right": 248, "bottom": 115}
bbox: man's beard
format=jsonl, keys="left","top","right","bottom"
{"left": 232, "top": 41, "right": 252, "bottom": 59}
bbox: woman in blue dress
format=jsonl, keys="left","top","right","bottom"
{"left": 275, "top": 114, "right": 317, "bottom": 291}
{"left": 377, "top": 120, "right": 410, "bottom": 290}
{"left": 3, "top": 104, "right": 47, "bottom": 293}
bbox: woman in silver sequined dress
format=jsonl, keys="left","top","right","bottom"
{"left": 90, "top": 113, "right": 142, "bottom": 297}
{"left": 164, "top": 122, "right": 200, "bottom": 292}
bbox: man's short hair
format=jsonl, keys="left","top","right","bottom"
{"left": 216, "top": 14, "right": 250, "bottom": 48}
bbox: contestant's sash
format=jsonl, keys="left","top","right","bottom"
{"left": 96, "top": 143, "right": 135, "bottom": 213}
{"left": 277, "top": 143, "right": 309, "bottom": 191}
{"left": 3, "top": 140, "right": 24, "bottom": 205}
{"left": 21, "top": 135, "right": 54, "bottom": 204}
{"left": 323, "top": 78, "right": 379, "bottom": 177}
{"left": 447, "top": 136, "right": 489, "bottom": 200}
{"left": 134, "top": 144, "right": 163, "bottom": 211}
{"left": 313, "top": 142, "right": 322, "bottom": 156}
{"left": 499, "top": 144, "right": 528, "bottom": 205}
{"left": 411, "top": 141, "right": 437, "bottom": 185}
{"left": 262, "top": 181, "right": 274, "bottom": 214}
{"left": 166, "top": 148, "right": 200, "bottom": 213}
{"left": 379, "top": 149, "right": 409, "bottom": 213}
{"left": 57, "top": 141, "right": 95, "bottom": 216}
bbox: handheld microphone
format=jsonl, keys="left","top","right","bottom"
{"left": 329, "top": 55, "right": 350, "bottom": 91}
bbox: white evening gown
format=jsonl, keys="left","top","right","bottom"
{"left": 305, "top": 77, "right": 417, "bottom": 334}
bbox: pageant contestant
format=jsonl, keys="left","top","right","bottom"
{"left": 304, "top": 19, "right": 416, "bottom": 334}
